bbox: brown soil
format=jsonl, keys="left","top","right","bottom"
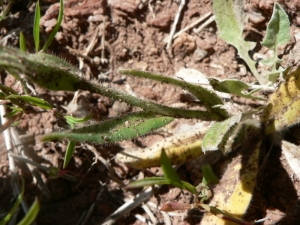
{"left": 1, "top": 0, "right": 300, "bottom": 224}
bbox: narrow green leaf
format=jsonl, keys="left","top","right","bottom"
{"left": 126, "top": 177, "right": 170, "bottom": 189}
{"left": 33, "top": 0, "right": 40, "bottom": 52}
{"left": 261, "top": 3, "right": 290, "bottom": 49}
{"left": 0, "top": 178, "right": 24, "bottom": 225}
{"left": 0, "top": 83, "right": 18, "bottom": 95}
{"left": 42, "top": 0, "right": 64, "bottom": 51}
{"left": 181, "top": 181, "right": 197, "bottom": 195}
{"left": 160, "top": 149, "right": 184, "bottom": 188}
{"left": 63, "top": 141, "right": 76, "bottom": 168}
{"left": 209, "top": 78, "right": 265, "bottom": 100}
{"left": 119, "top": 69, "right": 229, "bottom": 119}
{"left": 160, "top": 149, "right": 197, "bottom": 194}
{"left": 126, "top": 177, "right": 196, "bottom": 194}
{"left": 0, "top": 47, "right": 222, "bottom": 120}
{"left": 42, "top": 111, "right": 173, "bottom": 143}
{"left": 0, "top": 92, "right": 6, "bottom": 99}
{"left": 201, "top": 165, "right": 219, "bottom": 185}
{"left": 7, "top": 95, "right": 53, "bottom": 110}
{"left": 213, "top": 0, "right": 266, "bottom": 85}
{"left": 265, "top": 66, "right": 287, "bottom": 83}
{"left": 19, "top": 32, "right": 27, "bottom": 52}
{"left": 17, "top": 199, "right": 40, "bottom": 225}
{"left": 48, "top": 167, "right": 60, "bottom": 178}
{"left": 261, "top": 3, "right": 291, "bottom": 81}
{"left": 65, "top": 114, "right": 92, "bottom": 129}
{"left": 3, "top": 107, "right": 23, "bottom": 118}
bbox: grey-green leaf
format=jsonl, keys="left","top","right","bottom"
{"left": 213, "top": 0, "right": 256, "bottom": 55}
{"left": 119, "top": 69, "right": 229, "bottom": 119}
{"left": 213, "top": 0, "right": 266, "bottom": 85}
{"left": 261, "top": 3, "right": 291, "bottom": 49}
{"left": 209, "top": 78, "right": 265, "bottom": 100}
{"left": 42, "top": 111, "right": 173, "bottom": 143}
{"left": 202, "top": 115, "right": 242, "bottom": 154}
{"left": 0, "top": 47, "right": 222, "bottom": 121}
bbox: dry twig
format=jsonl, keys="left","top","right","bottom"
{"left": 173, "top": 12, "right": 212, "bottom": 39}
{"left": 103, "top": 186, "right": 155, "bottom": 225}
{"left": 166, "top": 0, "right": 186, "bottom": 49}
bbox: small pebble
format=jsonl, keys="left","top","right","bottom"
{"left": 193, "top": 48, "right": 208, "bottom": 62}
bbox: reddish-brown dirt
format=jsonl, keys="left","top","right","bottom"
{"left": 1, "top": 0, "right": 300, "bottom": 224}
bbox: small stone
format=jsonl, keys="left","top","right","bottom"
{"left": 135, "top": 61, "right": 148, "bottom": 70}
{"left": 112, "top": 101, "right": 131, "bottom": 114}
{"left": 149, "top": 13, "right": 172, "bottom": 29}
{"left": 193, "top": 48, "right": 208, "bottom": 62}
{"left": 172, "top": 33, "right": 196, "bottom": 56}
{"left": 248, "top": 11, "right": 265, "bottom": 24}
{"left": 195, "top": 36, "right": 214, "bottom": 51}
{"left": 109, "top": 0, "right": 139, "bottom": 16}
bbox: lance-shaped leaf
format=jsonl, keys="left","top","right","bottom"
{"left": 261, "top": 3, "right": 291, "bottom": 81}
{"left": 33, "top": 0, "right": 40, "bottom": 52}
{"left": 19, "top": 31, "right": 27, "bottom": 52}
{"left": 202, "top": 115, "right": 242, "bottom": 154}
{"left": 63, "top": 141, "right": 76, "bottom": 169}
{"left": 65, "top": 114, "right": 92, "bottom": 129}
{"left": 161, "top": 149, "right": 197, "bottom": 194}
{"left": 41, "top": 0, "right": 64, "bottom": 52}
{"left": 111, "top": 148, "right": 198, "bottom": 194}
{"left": 161, "top": 148, "right": 184, "bottom": 189}
{"left": 126, "top": 177, "right": 196, "bottom": 194}
{"left": 209, "top": 77, "right": 265, "bottom": 100}
{"left": 7, "top": 95, "right": 53, "bottom": 110}
{"left": 126, "top": 177, "right": 170, "bottom": 189}
{"left": 42, "top": 111, "right": 173, "bottom": 143}
{"left": 202, "top": 114, "right": 261, "bottom": 155}
{"left": 201, "top": 165, "right": 219, "bottom": 185}
{"left": 119, "top": 69, "right": 229, "bottom": 119}
{"left": 213, "top": 0, "right": 266, "bottom": 85}
{"left": 17, "top": 199, "right": 40, "bottom": 225}
{"left": 261, "top": 3, "right": 290, "bottom": 50}
{"left": 0, "top": 46, "right": 223, "bottom": 121}
{"left": 0, "top": 178, "right": 25, "bottom": 225}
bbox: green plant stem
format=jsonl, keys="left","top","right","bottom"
{"left": 243, "top": 55, "right": 267, "bottom": 85}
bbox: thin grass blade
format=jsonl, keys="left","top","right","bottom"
{"left": 19, "top": 32, "right": 27, "bottom": 52}
{"left": 42, "top": 0, "right": 64, "bottom": 51}
{"left": 17, "top": 198, "right": 40, "bottom": 225}
{"left": 0, "top": 178, "right": 24, "bottom": 225}
{"left": 33, "top": 0, "right": 40, "bottom": 52}
{"left": 63, "top": 141, "right": 76, "bottom": 168}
